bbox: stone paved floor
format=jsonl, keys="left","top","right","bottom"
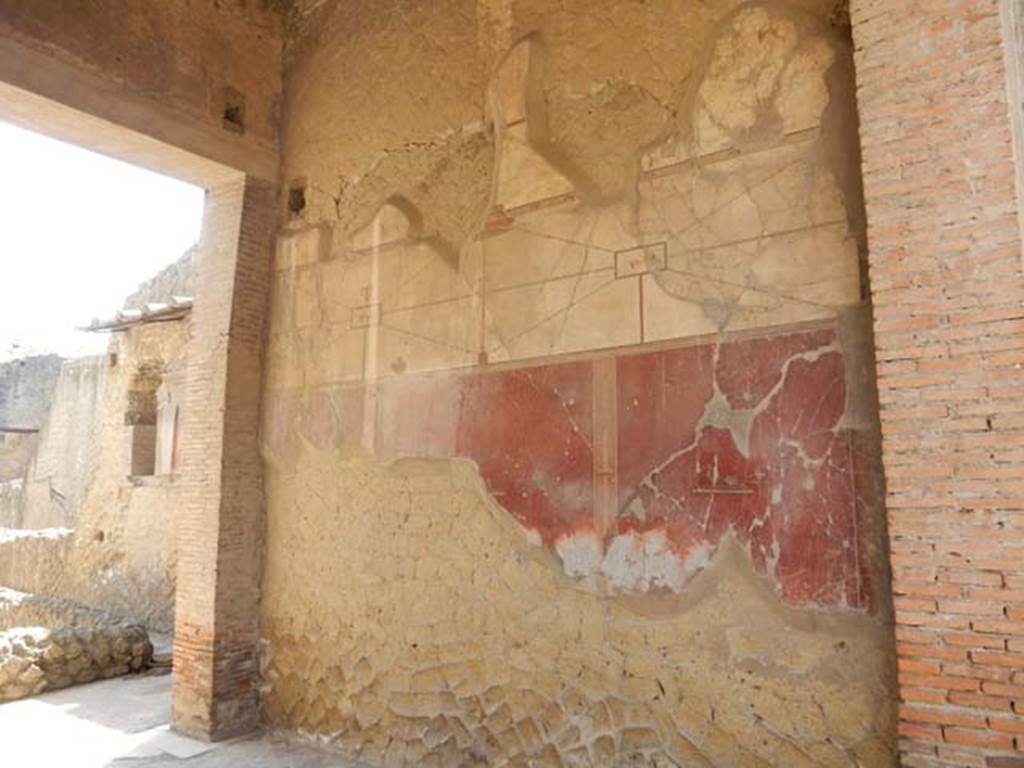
{"left": 0, "top": 673, "right": 362, "bottom": 767}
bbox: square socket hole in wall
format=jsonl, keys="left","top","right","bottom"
{"left": 288, "top": 179, "right": 307, "bottom": 215}
{"left": 222, "top": 87, "right": 246, "bottom": 134}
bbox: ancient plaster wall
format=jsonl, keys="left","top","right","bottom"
{"left": 263, "top": 454, "right": 894, "bottom": 767}
{"left": 53, "top": 322, "right": 190, "bottom": 633}
{"left": 263, "top": 0, "right": 896, "bottom": 764}
{"left": 0, "top": 321, "right": 188, "bottom": 632}
{"left": 20, "top": 356, "right": 106, "bottom": 529}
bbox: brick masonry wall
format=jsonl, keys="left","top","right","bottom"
{"left": 172, "top": 175, "right": 274, "bottom": 741}
{"left": 851, "top": 1, "right": 1024, "bottom": 766}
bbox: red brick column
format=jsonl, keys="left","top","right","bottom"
{"left": 852, "top": 1, "right": 1024, "bottom": 765}
{"left": 172, "top": 175, "right": 274, "bottom": 740}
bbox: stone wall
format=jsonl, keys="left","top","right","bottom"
{"left": 0, "top": 320, "right": 188, "bottom": 633}
{"left": 0, "top": 528, "right": 71, "bottom": 596}
{"left": 0, "top": 354, "right": 62, "bottom": 428}
{"left": 0, "top": 587, "right": 133, "bottom": 632}
{"left": 0, "top": 624, "right": 151, "bottom": 703}
{"left": 260, "top": 0, "right": 898, "bottom": 764}
{"left": 20, "top": 356, "right": 106, "bottom": 529}
{"left": 0, "top": 480, "right": 25, "bottom": 528}
{"left": 263, "top": 454, "right": 895, "bottom": 767}
{"left": 0, "top": 433, "right": 37, "bottom": 485}
{"left": 49, "top": 321, "right": 190, "bottom": 633}
{"left": 0, "top": 354, "right": 62, "bottom": 500}
{"left": 56, "top": 476, "right": 182, "bottom": 633}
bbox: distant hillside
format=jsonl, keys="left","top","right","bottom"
{"left": 122, "top": 246, "right": 196, "bottom": 311}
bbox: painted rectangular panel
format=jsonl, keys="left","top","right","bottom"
{"left": 294, "top": 319, "right": 881, "bottom": 612}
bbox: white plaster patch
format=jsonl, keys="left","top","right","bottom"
{"left": 0, "top": 527, "right": 72, "bottom": 544}
{"left": 682, "top": 541, "right": 713, "bottom": 577}
{"left": 602, "top": 529, "right": 694, "bottom": 593}
{"left": 554, "top": 530, "right": 603, "bottom": 578}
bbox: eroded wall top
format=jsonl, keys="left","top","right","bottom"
{"left": 281, "top": 0, "right": 861, "bottom": 228}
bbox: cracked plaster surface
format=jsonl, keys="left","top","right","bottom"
{"left": 274, "top": 2, "right": 865, "bottom": 376}
{"left": 261, "top": 1, "right": 896, "bottom": 763}
{"left": 261, "top": 453, "right": 896, "bottom": 767}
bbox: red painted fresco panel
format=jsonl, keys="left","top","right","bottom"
{"left": 616, "top": 343, "right": 715, "bottom": 509}
{"left": 291, "top": 322, "right": 880, "bottom": 611}
{"left": 453, "top": 362, "right": 595, "bottom": 543}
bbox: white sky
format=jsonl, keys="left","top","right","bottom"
{"left": 0, "top": 120, "right": 204, "bottom": 362}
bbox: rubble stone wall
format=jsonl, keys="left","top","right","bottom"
{"left": 0, "top": 587, "right": 133, "bottom": 632}
{"left": 0, "top": 528, "right": 71, "bottom": 596}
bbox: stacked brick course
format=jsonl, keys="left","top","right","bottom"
{"left": 852, "top": 1, "right": 1024, "bottom": 764}
{"left": 171, "top": 175, "right": 274, "bottom": 741}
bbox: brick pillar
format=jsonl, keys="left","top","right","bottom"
{"left": 172, "top": 175, "right": 275, "bottom": 740}
{"left": 851, "top": 1, "right": 1024, "bottom": 765}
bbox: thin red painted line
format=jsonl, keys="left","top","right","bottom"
{"left": 845, "top": 430, "right": 863, "bottom": 609}
{"left": 638, "top": 274, "right": 645, "bottom": 344}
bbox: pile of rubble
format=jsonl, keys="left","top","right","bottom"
{"left": 0, "top": 584, "right": 154, "bottom": 702}
{"left": 0, "top": 623, "right": 151, "bottom": 701}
